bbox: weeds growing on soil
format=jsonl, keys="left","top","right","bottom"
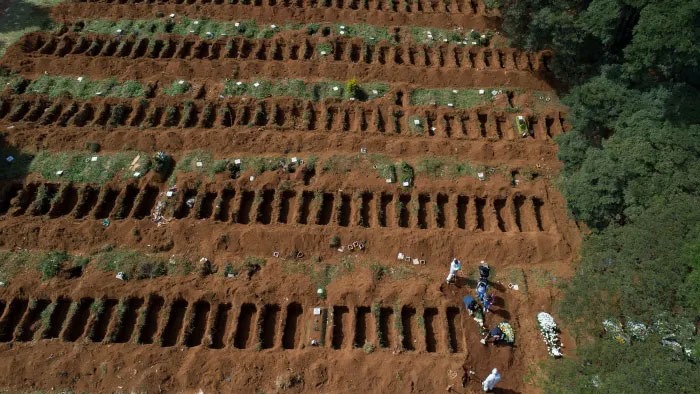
{"left": 163, "top": 80, "right": 191, "bottom": 96}
{"left": 410, "top": 27, "right": 492, "bottom": 46}
{"left": 29, "top": 150, "right": 151, "bottom": 184}
{"left": 415, "top": 157, "right": 488, "bottom": 179}
{"left": 409, "top": 88, "right": 495, "bottom": 108}
{"left": 0, "top": 250, "right": 37, "bottom": 283}
{"left": 74, "top": 18, "right": 399, "bottom": 44}
{"left": 92, "top": 247, "right": 191, "bottom": 279}
{"left": 39, "top": 301, "right": 56, "bottom": 334}
{"left": 25, "top": 75, "right": 145, "bottom": 99}
{"left": 38, "top": 250, "right": 69, "bottom": 280}
{"left": 222, "top": 79, "right": 388, "bottom": 102}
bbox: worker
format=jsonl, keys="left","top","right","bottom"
{"left": 463, "top": 295, "right": 481, "bottom": 316}
{"left": 446, "top": 258, "right": 461, "bottom": 284}
{"left": 481, "top": 322, "right": 515, "bottom": 345}
{"left": 482, "top": 293, "right": 494, "bottom": 313}
{"left": 476, "top": 279, "right": 488, "bottom": 302}
{"left": 479, "top": 263, "right": 490, "bottom": 281}
{"left": 482, "top": 368, "right": 501, "bottom": 392}
{"left": 481, "top": 326, "right": 505, "bottom": 345}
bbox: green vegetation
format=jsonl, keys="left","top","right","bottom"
{"left": 0, "top": 0, "right": 58, "bottom": 57}
{"left": 25, "top": 75, "right": 145, "bottom": 99}
{"left": 222, "top": 78, "right": 388, "bottom": 102}
{"left": 241, "top": 156, "right": 286, "bottom": 175}
{"left": 410, "top": 27, "right": 492, "bottom": 46}
{"left": 497, "top": 0, "right": 700, "bottom": 392}
{"left": 408, "top": 115, "right": 425, "bottom": 135}
{"left": 281, "top": 255, "right": 373, "bottom": 294}
{"left": 172, "top": 150, "right": 227, "bottom": 178}
{"left": 73, "top": 19, "right": 400, "bottom": 43}
{"left": 162, "top": 80, "right": 191, "bottom": 96}
{"left": 334, "top": 23, "right": 393, "bottom": 44}
{"left": 409, "top": 88, "right": 496, "bottom": 108}
{"left": 39, "top": 301, "right": 56, "bottom": 333}
{"left": 93, "top": 246, "right": 192, "bottom": 278}
{"left": 415, "top": 157, "right": 485, "bottom": 179}
{"left": 316, "top": 42, "right": 333, "bottom": 56}
{"left": 78, "top": 18, "right": 300, "bottom": 40}
{"left": 0, "top": 250, "right": 44, "bottom": 283}
{"left": 0, "top": 249, "right": 88, "bottom": 283}
{"left": 38, "top": 250, "right": 69, "bottom": 280}
{"left": 28, "top": 150, "right": 150, "bottom": 184}
{"left": 398, "top": 161, "right": 414, "bottom": 186}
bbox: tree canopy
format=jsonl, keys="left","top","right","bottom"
{"left": 495, "top": 0, "right": 700, "bottom": 392}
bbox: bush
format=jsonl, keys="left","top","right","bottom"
{"left": 164, "top": 106, "right": 178, "bottom": 126}
{"left": 153, "top": 151, "right": 172, "bottom": 175}
{"left": 38, "top": 251, "right": 69, "bottom": 280}
{"left": 345, "top": 77, "right": 360, "bottom": 99}
{"left": 398, "top": 161, "right": 414, "bottom": 186}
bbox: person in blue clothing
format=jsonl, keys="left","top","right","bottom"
{"left": 482, "top": 326, "right": 505, "bottom": 344}
{"left": 476, "top": 278, "right": 489, "bottom": 302}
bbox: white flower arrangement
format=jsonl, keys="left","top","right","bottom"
{"left": 537, "top": 312, "right": 563, "bottom": 357}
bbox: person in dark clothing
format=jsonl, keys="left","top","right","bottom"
{"left": 479, "top": 264, "right": 490, "bottom": 281}
{"left": 463, "top": 295, "right": 482, "bottom": 316}
{"left": 481, "top": 326, "right": 505, "bottom": 344}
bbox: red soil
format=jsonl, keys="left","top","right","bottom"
{"left": 0, "top": 2, "right": 579, "bottom": 392}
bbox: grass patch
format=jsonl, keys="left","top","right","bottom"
{"left": 173, "top": 150, "right": 219, "bottom": 175}
{"left": 162, "top": 80, "right": 191, "bottom": 96}
{"left": 28, "top": 150, "right": 151, "bottom": 184}
{"left": 415, "top": 157, "right": 489, "bottom": 179}
{"left": 316, "top": 42, "right": 333, "bottom": 56}
{"left": 75, "top": 18, "right": 396, "bottom": 43}
{"left": 37, "top": 250, "right": 69, "bottom": 280}
{"left": 92, "top": 246, "right": 192, "bottom": 279}
{"left": 0, "top": 71, "right": 28, "bottom": 94}
{"left": 398, "top": 161, "right": 414, "bottom": 186}
{"left": 0, "top": 249, "right": 40, "bottom": 283}
{"left": 78, "top": 18, "right": 297, "bottom": 40}
{"left": 0, "top": 249, "right": 91, "bottom": 283}
{"left": 409, "top": 88, "right": 494, "bottom": 108}
{"left": 0, "top": 0, "right": 58, "bottom": 57}
{"left": 282, "top": 256, "right": 357, "bottom": 296}
{"left": 25, "top": 75, "right": 145, "bottom": 99}
{"left": 410, "top": 27, "right": 492, "bottom": 46}
{"left": 334, "top": 23, "right": 394, "bottom": 44}
{"left": 222, "top": 78, "right": 389, "bottom": 102}
{"left": 39, "top": 300, "right": 56, "bottom": 333}
{"left": 408, "top": 115, "right": 425, "bottom": 135}
{"left": 241, "top": 156, "right": 286, "bottom": 175}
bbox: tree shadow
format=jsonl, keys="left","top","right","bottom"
{"left": 0, "top": 0, "right": 55, "bottom": 55}
{"left": 0, "top": 133, "right": 32, "bottom": 181}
